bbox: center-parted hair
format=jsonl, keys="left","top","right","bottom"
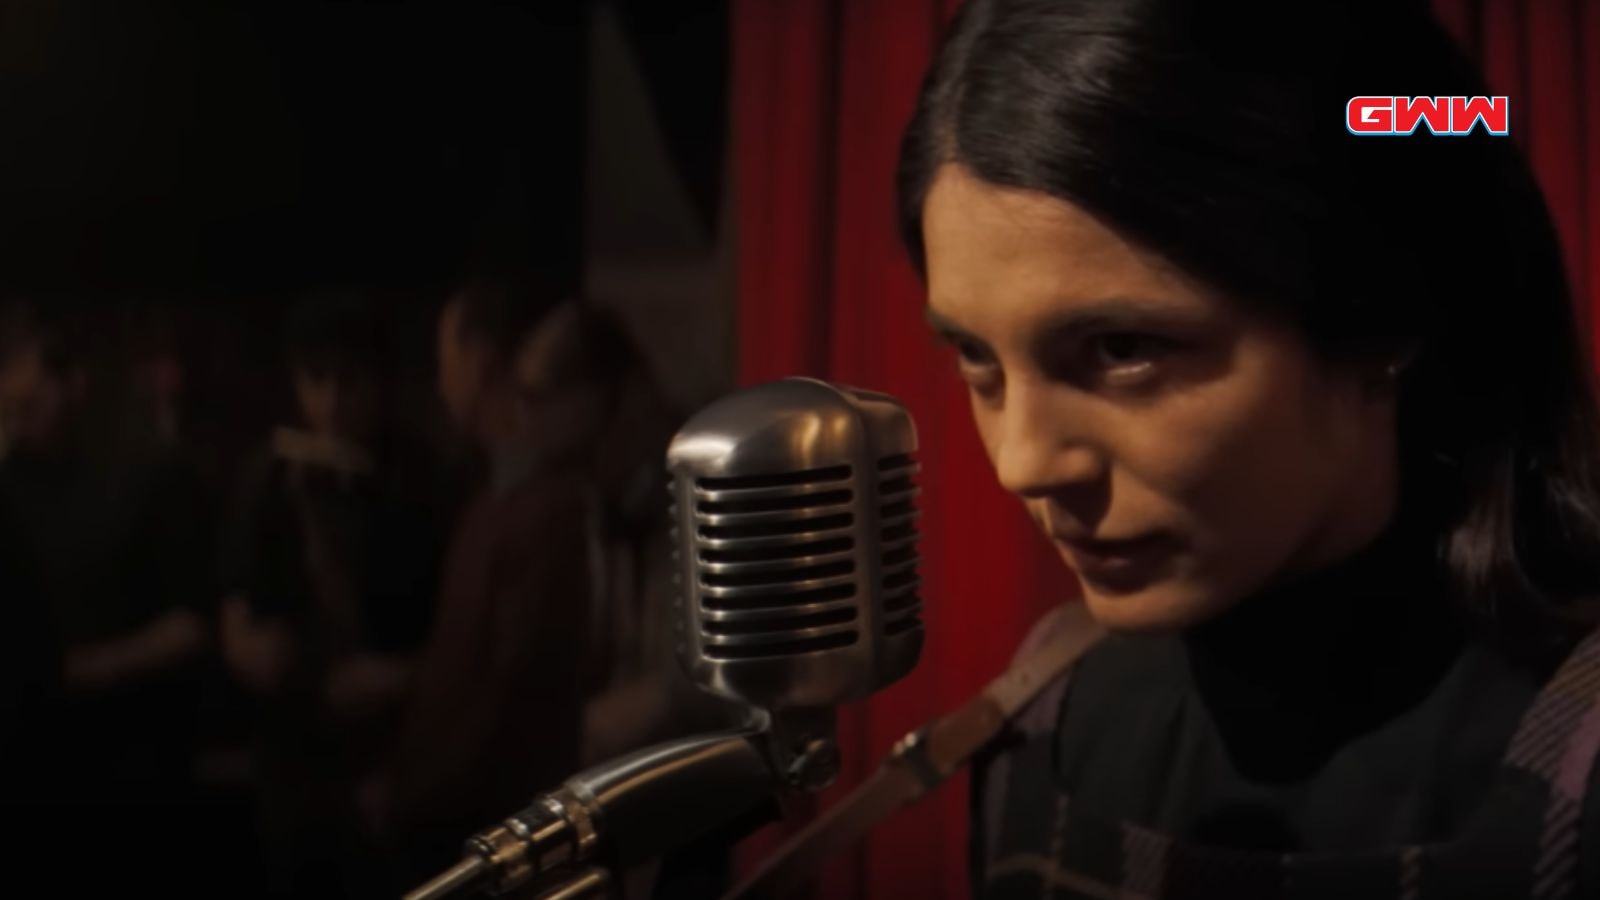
{"left": 898, "top": 0, "right": 1600, "bottom": 636}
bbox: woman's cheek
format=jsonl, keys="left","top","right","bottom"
{"left": 970, "top": 401, "right": 1003, "bottom": 476}
{"left": 1110, "top": 397, "right": 1251, "bottom": 507}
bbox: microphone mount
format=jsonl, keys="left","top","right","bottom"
{"left": 406, "top": 379, "right": 921, "bottom": 899}
{"left": 404, "top": 708, "right": 842, "bottom": 900}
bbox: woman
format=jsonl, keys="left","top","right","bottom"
{"left": 896, "top": 1, "right": 1600, "bottom": 897}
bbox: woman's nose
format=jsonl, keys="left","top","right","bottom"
{"left": 990, "top": 381, "right": 1108, "bottom": 500}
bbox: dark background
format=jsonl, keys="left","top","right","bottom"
{"left": 0, "top": 4, "right": 733, "bottom": 895}
{"left": 0, "top": 0, "right": 730, "bottom": 290}
{"left": 0, "top": 0, "right": 733, "bottom": 469}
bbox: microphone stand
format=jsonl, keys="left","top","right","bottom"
{"left": 405, "top": 709, "right": 841, "bottom": 900}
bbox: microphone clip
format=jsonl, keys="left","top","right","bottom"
{"left": 763, "top": 706, "right": 841, "bottom": 794}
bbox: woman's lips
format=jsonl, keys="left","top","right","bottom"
{"left": 1055, "top": 532, "right": 1178, "bottom": 577}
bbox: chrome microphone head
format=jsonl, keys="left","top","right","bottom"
{"left": 667, "top": 378, "right": 924, "bottom": 711}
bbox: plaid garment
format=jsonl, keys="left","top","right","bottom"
{"left": 975, "top": 627, "right": 1600, "bottom": 900}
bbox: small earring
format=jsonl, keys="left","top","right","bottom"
{"left": 1385, "top": 347, "right": 1420, "bottom": 380}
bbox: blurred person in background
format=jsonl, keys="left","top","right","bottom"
{"left": 375, "top": 277, "right": 591, "bottom": 880}
{"left": 221, "top": 294, "right": 441, "bottom": 898}
{"left": 523, "top": 298, "right": 734, "bottom": 766}
{"left": 0, "top": 299, "right": 215, "bottom": 887}
{"left": 528, "top": 298, "right": 738, "bottom": 898}
{"left": 380, "top": 279, "right": 734, "bottom": 896}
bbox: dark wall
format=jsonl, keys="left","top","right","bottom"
{"left": 0, "top": 0, "right": 732, "bottom": 481}
{"left": 0, "top": 0, "right": 589, "bottom": 297}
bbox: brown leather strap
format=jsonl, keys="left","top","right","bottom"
{"left": 720, "top": 603, "right": 1106, "bottom": 900}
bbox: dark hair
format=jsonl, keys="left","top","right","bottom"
{"left": 523, "top": 300, "right": 645, "bottom": 395}
{"left": 284, "top": 293, "right": 383, "bottom": 377}
{"left": 898, "top": 0, "right": 1600, "bottom": 634}
{"left": 0, "top": 300, "right": 88, "bottom": 375}
{"left": 448, "top": 274, "right": 568, "bottom": 362}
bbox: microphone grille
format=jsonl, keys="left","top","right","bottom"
{"left": 875, "top": 452, "right": 923, "bottom": 639}
{"left": 687, "top": 463, "right": 862, "bottom": 661}
{"left": 667, "top": 379, "right": 923, "bottom": 710}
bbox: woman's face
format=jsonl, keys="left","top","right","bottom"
{"left": 921, "top": 165, "right": 1399, "bottom": 632}
{"left": 293, "top": 365, "right": 377, "bottom": 440}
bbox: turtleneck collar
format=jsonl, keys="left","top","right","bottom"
{"left": 1180, "top": 505, "right": 1464, "bottom": 781}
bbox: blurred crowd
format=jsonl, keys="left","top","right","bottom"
{"left": 0, "top": 283, "right": 731, "bottom": 898}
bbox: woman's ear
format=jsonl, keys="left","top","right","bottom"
{"left": 1359, "top": 342, "right": 1422, "bottom": 397}
{"left": 1386, "top": 343, "right": 1422, "bottom": 379}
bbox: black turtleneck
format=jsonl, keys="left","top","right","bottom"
{"left": 1049, "top": 511, "right": 1554, "bottom": 854}
{"left": 1181, "top": 507, "right": 1463, "bottom": 784}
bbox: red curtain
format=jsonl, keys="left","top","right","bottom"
{"left": 731, "top": 2, "right": 1600, "bottom": 898}
{"left": 1432, "top": 0, "right": 1600, "bottom": 349}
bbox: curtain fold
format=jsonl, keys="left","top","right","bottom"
{"left": 733, "top": 2, "right": 1065, "bottom": 897}
{"left": 731, "top": 2, "right": 1600, "bottom": 897}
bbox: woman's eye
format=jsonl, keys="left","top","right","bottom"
{"left": 951, "top": 340, "right": 1002, "bottom": 392}
{"left": 955, "top": 339, "right": 990, "bottom": 366}
{"left": 1087, "top": 333, "right": 1172, "bottom": 373}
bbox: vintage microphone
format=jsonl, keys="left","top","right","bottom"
{"left": 405, "top": 378, "right": 925, "bottom": 900}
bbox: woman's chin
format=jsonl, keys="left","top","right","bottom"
{"left": 1075, "top": 577, "right": 1231, "bottom": 634}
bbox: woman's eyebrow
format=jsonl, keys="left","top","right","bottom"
{"left": 1040, "top": 296, "right": 1199, "bottom": 332}
{"left": 924, "top": 307, "right": 979, "bottom": 344}
{"left": 1025, "top": 296, "right": 1206, "bottom": 347}
{"left": 926, "top": 297, "right": 1203, "bottom": 355}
